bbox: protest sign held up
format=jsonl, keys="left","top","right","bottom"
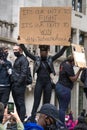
{"left": 19, "top": 7, "right": 71, "bottom": 46}
{"left": 72, "top": 43, "right": 87, "bottom": 68}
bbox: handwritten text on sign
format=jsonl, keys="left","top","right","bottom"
{"left": 19, "top": 7, "right": 71, "bottom": 45}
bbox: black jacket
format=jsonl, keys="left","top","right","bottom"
{"left": 80, "top": 68, "right": 87, "bottom": 88}
{"left": 11, "top": 54, "right": 29, "bottom": 86}
{"left": 20, "top": 44, "right": 67, "bottom": 76}
{"left": 0, "top": 59, "right": 12, "bottom": 86}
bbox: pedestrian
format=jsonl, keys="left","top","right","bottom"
{"left": 74, "top": 116, "right": 87, "bottom": 130}
{"left": 0, "top": 47, "right": 12, "bottom": 108}
{"left": 19, "top": 42, "right": 68, "bottom": 122}
{"left": 0, "top": 102, "right": 24, "bottom": 130}
{"left": 55, "top": 55, "right": 83, "bottom": 124}
{"left": 11, "top": 44, "right": 29, "bottom": 122}
{"left": 24, "top": 103, "right": 67, "bottom": 130}
{"left": 80, "top": 109, "right": 86, "bottom": 117}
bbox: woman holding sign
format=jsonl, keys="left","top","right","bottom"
{"left": 19, "top": 42, "right": 68, "bottom": 123}
{"left": 55, "top": 55, "right": 83, "bottom": 124}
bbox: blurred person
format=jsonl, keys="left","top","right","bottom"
{"left": 74, "top": 116, "right": 87, "bottom": 130}
{"left": 0, "top": 102, "right": 24, "bottom": 130}
{"left": 80, "top": 109, "right": 86, "bottom": 117}
{"left": 19, "top": 42, "right": 68, "bottom": 122}
{"left": 80, "top": 68, "right": 87, "bottom": 99}
{"left": 55, "top": 55, "right": 83, "bottom": 124}
{"left": 11, "top": 44, "right": 29, "bottom": 122}
{"left": 69, "top": 111, "right": 73, "bottom": 121}
{"left": 24, "top": 103, "right": 68, "bottom": 130}
{"left": 0, "top": 47, "right": 12, "bottom": 108}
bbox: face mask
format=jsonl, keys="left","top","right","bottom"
{"left": 14, "top": 52, "right": 20, "bottom": 57}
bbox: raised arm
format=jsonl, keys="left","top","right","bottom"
{"left": 20, "top": 44, "right": 36, "bottom": 61}
{"left": 52, "top": 46, "right": 68, "bottom": 62}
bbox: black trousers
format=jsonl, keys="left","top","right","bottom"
{"left": 11, "top": 84, "right": 26, "bottom": 122}
{"left": 0, "top": 87, "right": 10, "bottom": 107}
{"left": 31, "top": 77, "right": 52, "bottom": 120}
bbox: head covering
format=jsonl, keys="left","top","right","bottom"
{"left": 39, "top": 45, "right": 49, "bottom": 51}
{"left": 38, "top": 103, "right": 59, "bottom": 121}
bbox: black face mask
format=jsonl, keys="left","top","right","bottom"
{"left": 41, "top": 56, "right": 47, "bottom": 61}
{"left": 14, "top": 52, "right": 20, "bottom": 57}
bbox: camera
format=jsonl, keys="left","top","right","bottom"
{"left": 8, "top": 102, "right": 14, "bottom": 114}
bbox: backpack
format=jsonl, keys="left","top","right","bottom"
{"left": 26, "top": 66, "right": 32, "bottom": 85}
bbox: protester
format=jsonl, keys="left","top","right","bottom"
{"left": 11, "top": 44, "right": 29, "bottom": 122}
{"left": 19, "top": 42, "right": 68, "bottom": 122}
{"left": 80, "top": 109, "right": 86, "bottom": 117}
{"left": 0, "top": 47, "right": 12, "bottom": 108}
{"left": 74, "top": 116, "right": 87, "bottom": 130}
{"left": 80, "top": 68, "right": 87, "bottom": 99}
{"left": 55, "top": 55, "right": 83, "bottom": 124}
{"left": 6, "top": 116, "right": 17, "bottom": 130}
{"left": 24, "top": 103, "right": 67, "bottom": 130}
{"left": 0, "top": 102, "right": 24, "bottom": 130}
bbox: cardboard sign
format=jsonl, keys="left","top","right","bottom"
{"left": 72, "top": 44, "right": 86, "bottom": 67}
{"left": 19, "top": 7, "right": 71, "bottom": 45}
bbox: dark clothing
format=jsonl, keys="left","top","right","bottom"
{"left": 80, "top": 68, "right": 87, "bottom": 98}
{"left": 0, "top": 87, "right": 10, "bottom": 107}
{"left": 56, "top": 60, "right": 75, "bottom": 124}
{"left": 0, "top": 59, "right": 12, "bottom": 107}
{"left": 20, "top": 44, "right": 67, "bottom": 76}
{"left": 0, "top": 59, "right": 12, "bottom": 86}
{"left": 7, "top": 122, "right": 17, "bottom": 130}
{"left": 11, "top": 54, "right": 29, "bottom": 122}
{"left": 11, "top": 54, "right": 29, "bottom": 86}
{"left": 55, "top": 83, "right": 71, "bottom": 124}
{"left": 58, "top": 60, "right": 75, "bottom": 89}
{"left": 20, "top": 44, "right": 67, "bottom": 122}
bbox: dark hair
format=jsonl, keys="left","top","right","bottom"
{"left": 39, "top": 45, "right": 50, "bottom": 51}
{"left": 67, "top": 55, "right": 74, "bottom": 62}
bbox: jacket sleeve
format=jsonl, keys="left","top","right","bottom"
{"left": 17, "top": 57, "right": 29, "bottom": 85}
{"left": 80, "top": 69, "right": 86, "bottom": 83}
{"left": 20, "top": 44, "right": 36, "bottom": 61}
{"left": 17, "top": 122, "right": 24, "bottom": 130}
{"left": 52, "top": 46, "right": 68, "bottom": 61}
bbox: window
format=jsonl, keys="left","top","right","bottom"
{"left": 72, "top": 0, "right": 82, "bottom": 13}
{"left": 77, "top": 0, "right": 82, "bottom": 12}
{"left": 72, "top": 0, "right": 76, "bottom": 10}
{"left": 55, "top": 46, "right": 60, "bottom": 53}
{"left": 79, "top": 33, "right": 84, "bottom": 45}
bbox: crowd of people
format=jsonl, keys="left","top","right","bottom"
{"left": 0, "top": 40, "right": 86, "bottom": 130}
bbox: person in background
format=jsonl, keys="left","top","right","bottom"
{"left": 80, "top": 109, "right": 86, "bottom": 117}
{"left": 80, "top": 68, "right": 87, "bottom": 99}
{"left": 55, "top": 55, "right": 83, "bottom": 124}
{"left": 24, "top": 103, "right": 67, "bottom": 130}
{"left": 74, "top": 116, "right": 87, "bottom": 130}
{"left": 11, "top": 44, "right": 29, "bottom": 122}
{"left": 0, "top": 47, "right": 12, "bottom": 108}
{"left": 19, "top": 42, "right": 68, "bottom": 122}
{"left": 0, "top": 102, "right": 24, "bottom": 130}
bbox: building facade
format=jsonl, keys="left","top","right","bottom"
{"left": 0, "top": 0, "right": 87, "bottom": 119}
